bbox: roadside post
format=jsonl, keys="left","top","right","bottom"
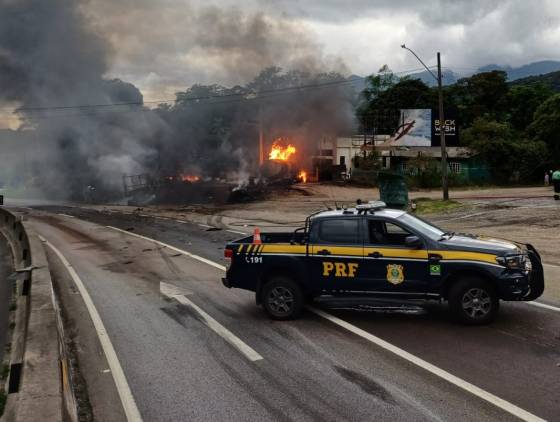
{"left": 401, "top": 44, "right": 449, "bottom": 200}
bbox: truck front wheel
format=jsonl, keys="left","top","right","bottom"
{"left": 448, "top": 277, "right": 499, "bottom": 325}
{"left": 261, "top": 276, "right": 304, "bottom": 320}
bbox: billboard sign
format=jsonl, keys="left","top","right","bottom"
{"left": 392, "top": 109, "right": 432, "bottom": 147}
{"left": 432, "top": 109, "right": 459, "bottom": 146}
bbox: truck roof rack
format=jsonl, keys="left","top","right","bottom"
{"left": 356, "top": 201, "right": 386, "bottom": 214}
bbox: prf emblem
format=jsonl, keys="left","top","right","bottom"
{"left": 386, "top": 264, "right": 404, "bottom": 285}
{"left": 323, "top": 262, "right": 359, "bottom": 278}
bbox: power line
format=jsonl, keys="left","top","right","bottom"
{"left": 0, "top": 85, "right": 352, "bottom": 122}
{"left": 0, "top": 65, "right": 442, "bottom": 122}
{"left": 1, "top": 77, "right": 361, "bottom": 115}
{"left": 0, "top": 64, "right": 437, "bottom": 115}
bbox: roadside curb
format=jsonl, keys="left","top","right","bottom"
{"left": 0, "top": 207, "right": 76, "bottom": 422}
{"left": 0, "top": 209, "right": 31, "bottom": 421}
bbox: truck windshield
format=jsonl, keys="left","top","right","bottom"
{"left": 397, "top": 213, "right": 445, "bottom": 240}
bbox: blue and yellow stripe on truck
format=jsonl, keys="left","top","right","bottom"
{"left": 235, "top": 243, "right": 498, "bottom": 266}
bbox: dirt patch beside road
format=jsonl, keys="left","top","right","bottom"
{"left": 428, "top": 199, "right": 560, "bottom": 264}
{"left": 52, "top": 184, "right": 560, "bottom": 264}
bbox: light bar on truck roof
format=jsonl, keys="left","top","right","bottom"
{"left": 356, "top": 201, "right": 387, "bottom": 212}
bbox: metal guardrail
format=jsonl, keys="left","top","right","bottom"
{"left": 0, "top": 206, "right": 77, "bottom": 422}
{"left": 0, "top": 209, "right": 30, "bottom": 421}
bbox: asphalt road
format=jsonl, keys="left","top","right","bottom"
{"left": 0, "top": 233, "right": 13, "bottom": 365}
{"left": 17, "top": 205, "right": 560, "bottom": 421}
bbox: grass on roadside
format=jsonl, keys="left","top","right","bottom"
{"left": 412, "top": 198, "right": 463, "bottom": 214}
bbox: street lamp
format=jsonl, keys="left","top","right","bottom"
{"left": 401, "top": 44, "right": 449, "bottom": 200}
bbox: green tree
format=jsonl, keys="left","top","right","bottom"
{"left": 463, "top": 117, "right": 547, "bottom": 182}
{"left": 357, "top": 66, "right": 434, "bottom": 134}
{"left": 375, "top": 78, "right": 434, "bottom": 110}
{"left": 358, "top": 65, "right": 399, "bottom": 105}
{"left": 506, "top": 83, "right": 553, "bottom": 131}
{"left": 528, "top": 93, "right": 560, "bottom": 163}
{"left": 448, "top": 71, "right": 509, "bottom": 128}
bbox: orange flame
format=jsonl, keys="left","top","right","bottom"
{"left": 298, "top": 170, "right": 307, "bottom": 183}
{"left": 181, "top": 174, "right": 200, "bottom": 183}
{"left": 269, "top": 142, "right": 296, "bottom": 161}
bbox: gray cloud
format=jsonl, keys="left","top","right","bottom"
{"left": 85, "top": 0, "right": 349, "bottom": 100}
{"left": 258, "top": 0, "right": 505, "bottom": 25}
{"left": 75, "top": 0, "right": 560, "bottom": 99}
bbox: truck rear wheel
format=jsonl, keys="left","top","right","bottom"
{"left": 261, "top": 276, "right": 304, "bottom": 320}
{"left": 448, "top": 277, "right": 499, "bottom": 325}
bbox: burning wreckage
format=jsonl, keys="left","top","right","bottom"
{"left": 124, "top": 139, "right": 308, "bottom": 205}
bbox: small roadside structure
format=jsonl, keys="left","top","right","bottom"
{"left": 378, "top": 171, "right": 409, "bottom": 208}
{"left": 368, "top": 145, "right": 490, "bottom": 185}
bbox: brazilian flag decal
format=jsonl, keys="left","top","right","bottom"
{"left": 430, "top": 264, "right": 441, "bottom": 275}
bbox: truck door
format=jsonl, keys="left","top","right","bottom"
{"left": 309, "top": 217, "right": 364, "bottom": 293}
{"left": 361, "top": 218, "right": 430, "bottom": 292}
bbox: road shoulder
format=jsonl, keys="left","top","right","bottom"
{"left": 45, "top": 246, "right": 127, "bottom": 422}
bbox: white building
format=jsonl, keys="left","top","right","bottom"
{"left": 312, "top": 135, "right": 391, "bottom": 170}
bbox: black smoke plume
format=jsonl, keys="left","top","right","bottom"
{"left": 0, "top": 0, "right": 355, "bottom": 201}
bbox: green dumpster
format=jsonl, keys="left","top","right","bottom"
{"left": 378, "top": 171, "right": 408, "bottom": 209}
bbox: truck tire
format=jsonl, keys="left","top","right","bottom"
{"left": 261, "top": 276, "right": 305, "bottom": 320}
{"left": 448, "top": 277, "right": 499, "bottom": 325}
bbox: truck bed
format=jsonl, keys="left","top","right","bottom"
{"left": 233, "top": 231, "right": 305, "bottom": 245}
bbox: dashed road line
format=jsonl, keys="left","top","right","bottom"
{"left": 102, "top": 228, "right": 549, "bottom": 422}
{"left": 107, "top": 226, "right": 226, "bottom": 271}
{"left": 57, "top": 213, "right": 75, "bottom": 218}
{"left": 40, "top": 235, "right": 143, "bottom": 422}
{"left": 160, "top": 282, "right": 263, "bottom": 362}
{"left": 198, "top": 223, "right": 213, "bottom": 229}
{"left": 438, "top": 211, "right": 491, "bottom": 222}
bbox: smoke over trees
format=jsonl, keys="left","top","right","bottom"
{"left": 0, "top": 0, "right": 355, "bottom": 200}
{"left": 154, "top": 67, "right": 355, "bottom": 182}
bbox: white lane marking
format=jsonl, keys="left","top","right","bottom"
{"left": 526, "top": 301, "right": 560, "bottom": 312}
{"left": 102, "top": 229, "right": 549, "bottom": 421}
{"left": 57, "top": 213, "right": 75, "bottom": 218}
{"left": 39, "top": 235, "right": 143, "bottom": 422}
{"left": 107, "top": 226, "right": 226, "bottom": 271}
{"left": 160, "top": 282, "right": 263, "bottom": 362}
{"left": 308, "top": 306, "right": 545, "bottom": 422}
{"left": 439, "top": 211, "right": 490, "bottom": 222}
{"left": 543, "top": 263, "right": 560, "bottom": 268}
{"left": 198, "top": 223, "right": 212, "bottom": 228}
{"left": 226, "top": 229, "right": 248, "bottom": 235}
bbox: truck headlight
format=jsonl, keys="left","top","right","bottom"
{"left": 496, "top": 254, "right": 528, "bottom": 270}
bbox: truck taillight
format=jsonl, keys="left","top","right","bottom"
{"left": 224, "top": 248, "right": 233, "bottom": 260}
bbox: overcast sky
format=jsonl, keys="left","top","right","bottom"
{"left": 58, "top": 0, "right": 560, "bottom": 101}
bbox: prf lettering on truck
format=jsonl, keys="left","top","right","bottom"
{"left": 322, "top": 262, "right": 359, "bottom": 277}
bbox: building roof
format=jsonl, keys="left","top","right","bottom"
{"left": 377, "top": 146, "right": 474, "bottom": 159}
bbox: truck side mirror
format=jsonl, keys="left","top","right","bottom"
{"left": 405, "top": 235, "right": 422, "bottom": 248}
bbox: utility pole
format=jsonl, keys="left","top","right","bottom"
{"left": 401, "top": 45, "right": 449, "bottom": 200}
{"left": 437, "top": 52, "right": 449, "bottom": 200}
{"left": 258, "top": 104, "right": 264, "bottom": 166}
